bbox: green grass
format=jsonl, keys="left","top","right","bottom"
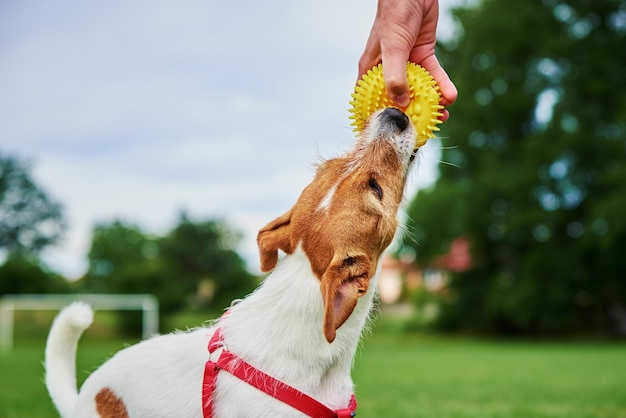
{"left": 1, "top": 312, "right": 625, "bottom": 417}
{"left": 353, "top": 321, "right": 626, "bottom": 417}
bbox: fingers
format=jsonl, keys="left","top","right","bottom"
{"left": 358, "top": 37, "right": 413, "bottom": 109}
{"left": 382, "top": 50, "right": 411, "bottom": 108}
{"left": 357, "top": 46, "right": 382, "bottom": 83}
{"left": 416, "top": 53, "right": 458, "bottom": 107}
{"left": 356, "top": 0, "right": 457, "bottom": 117}
{"left": 359, "top": 49, "right": 457, "bottom": 115}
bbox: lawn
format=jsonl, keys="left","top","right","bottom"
{"left": 353, "top": 321, "right": 626, "bottom": 417}
{"left": 1, "top": 311, "right": 625, "bottom": 417}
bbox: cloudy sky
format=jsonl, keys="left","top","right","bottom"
{"left": 0, "top": 0, "right": 461, "bottom": 278}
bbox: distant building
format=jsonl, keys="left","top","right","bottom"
{"left": 436, "top": 238, "right": 472, "bottom": 272}
{"left": 378, "top": 237, "right": 472, "bottom": 304}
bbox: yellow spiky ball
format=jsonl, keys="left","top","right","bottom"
{"left": 349, "top": 62, "right": 444, "bottom": 148}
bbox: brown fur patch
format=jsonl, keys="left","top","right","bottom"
{"left": 257, "top": 123, "right": 409, "bottom": 343}
{"left": 95, "top": 387, "right": 129, "bottom": 418}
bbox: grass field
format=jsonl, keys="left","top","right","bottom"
{"left": 1, "top": 311, "right": 625, "bottom": 417}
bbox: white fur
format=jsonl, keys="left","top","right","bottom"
{"left": 217, "top": 248, "right": 379, "bottom": 415}
{"left": 317, "top": 182, "right": 339, "bottom": 212}
{"left": 45, "top": 302, "right": 94, "bottom": 418}
{"left": 44, "top": 248, "right": 378, "bottom": 418}
{"left": 44, "top": 108, "right": 413, "bottom": 417}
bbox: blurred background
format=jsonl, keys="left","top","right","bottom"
{"left": 1, "top": 0, "right": 625, "bottom": 416}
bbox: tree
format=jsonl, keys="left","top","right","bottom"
{"left": 0, "top": 254, "right": 70, "bottom": 296}
{"left": 0, "top": 152, "right": 64, "bottom": 255}
{"left": 82, "top": 221, "right": 186, "bottom": 308}
{"left": 81, "top": 220, "right": 184, "bottom": 333}
{"left": 159, "top": 212, "right": 256, "bottom": 309}
{"left": 402, "top": 0, "right": 626, "bottom": 336}
{"left": 81, "top": 215, "right": 256, "bottom": 333}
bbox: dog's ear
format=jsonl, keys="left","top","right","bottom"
{"left": 320, "top": 253, "right": 372, "bottom": 343}
{"left": 257, "top": 209, "right": 294, "bottom": 272}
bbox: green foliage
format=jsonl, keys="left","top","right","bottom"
{"left": 0, "top": 152, "right": 64, "bottom": 255}
{"left": 403, "top": 0, "right": 626, "bottom": 336}
{"left": 159, "top": 212, "right": 256, "bottom": 309}
{"left": 0, "top": 152, "right": 69, "bottom": 295}
{"left": 0, "top": 254, "right": 70, "bottom": 296}
{"left": 80, "top": 220, "right": 182, "bottom": 333}
{"left": 82, "top": 221, "right": 178, "bottom": 332}
{"left": 80, "top": 214, "right": 256, "bottom": 334}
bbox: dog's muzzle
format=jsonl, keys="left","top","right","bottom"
{"left": 378, "top": 107, "right": 410, "bottom": 133}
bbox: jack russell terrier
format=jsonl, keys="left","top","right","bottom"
{"left": 45, "top": 107, "right": 418, "bottom": 417}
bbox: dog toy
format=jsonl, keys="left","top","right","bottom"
{"left": 349, "top": 62, "right": 444, "bottom": 148}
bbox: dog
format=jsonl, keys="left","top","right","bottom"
{"left": 45, "top": 107, "right": 418, "bottom": 417}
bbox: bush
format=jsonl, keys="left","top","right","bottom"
{"left": 0, "top": 254, "right": 71, "bottom": 296}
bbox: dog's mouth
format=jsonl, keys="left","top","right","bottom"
{"left": 368, "top": 108, "right": 418, "bottom": 167}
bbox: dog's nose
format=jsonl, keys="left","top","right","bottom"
{"left": 379, "top": 108, "right": 409, "bottom": 132}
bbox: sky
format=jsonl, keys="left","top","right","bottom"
{"left": 0, "top": 0, "right": 462, "bottom": 279}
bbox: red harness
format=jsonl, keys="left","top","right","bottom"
{"left": 202, "top": 325, "right": 357, "bottom": 418}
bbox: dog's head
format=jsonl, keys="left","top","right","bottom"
{"left": 257, "top": 108, "right": 416, "bottom": 343}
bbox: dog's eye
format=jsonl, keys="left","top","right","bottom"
{"left": 368, "top": 178, "right": 383, "bottom": 201}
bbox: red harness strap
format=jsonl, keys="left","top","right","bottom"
{"left": 202, "top": 326, "right": 357, "bottom": 418}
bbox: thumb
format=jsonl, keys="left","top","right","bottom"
{"left": 382, "top": 53, "right": 411, "bottom": 109}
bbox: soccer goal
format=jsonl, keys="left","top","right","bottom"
{"left": 0, "top": 294, "right": 159, "bottom": 352}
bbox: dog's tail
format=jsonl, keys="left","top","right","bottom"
{"left": 45, "top": 301, "right": 94, "bottom": 418}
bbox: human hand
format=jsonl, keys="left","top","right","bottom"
{"left": 358, "top": 0, "right": 457, "bottom": 121}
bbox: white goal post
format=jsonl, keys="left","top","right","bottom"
{"left": 0, "top": 294, "right": 159, "bottom": 352}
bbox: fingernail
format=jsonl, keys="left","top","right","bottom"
{"left": 393, "top": 94, "right": 410, "bottom": 109}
